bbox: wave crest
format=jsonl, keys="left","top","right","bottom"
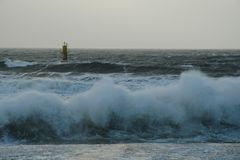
{"left": 0, "top": 71, "right": 240, "bottom": 143}
{"left": 3, "top": 58, "right": 36, "bottom": 68}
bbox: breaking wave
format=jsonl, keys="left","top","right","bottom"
{"left": 0, "top": 71, "right": 240, "bottom": 143}
{"left": 2, "top": 58, "right": 37, "bottom": 68}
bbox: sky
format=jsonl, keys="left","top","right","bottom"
{"left": 0, "top": 0, "right": 239, "bottom": 49}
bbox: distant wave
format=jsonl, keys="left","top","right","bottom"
{"left": 0, "top": 58, "right": 239, "bottom": 76}
{"left": 45, "top": 62, "right": 126, "bottom": 73}
{"left": 44, "top": 62, "right": 183, "bottom": 75}
{"left": 0, "top": 71, "right": 240, "bottom": 143}
{"left": 3, "top": 58, "right": 37, "bottom": 68}
{"left": 0, "top": 60, "right": 182, "bottom": 75}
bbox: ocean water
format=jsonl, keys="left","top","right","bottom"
{"left": 1, "top": 143, "right": 240, "bottom": 160}
{"left": 0, "top": 49, "right": 240, "bottom": 159}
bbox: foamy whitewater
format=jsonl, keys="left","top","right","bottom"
{"left": 3, "top": 58, "right": 36, "bottom": 68}
{"left": 0, "top": 49, "right": 240, "bottom": 144}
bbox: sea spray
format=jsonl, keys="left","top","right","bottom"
{"left": 0, "top": 71, "right": 240, "bottom": 143}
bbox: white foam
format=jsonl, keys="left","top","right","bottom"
{"left": 0, "top": 71, "right": 240, "bottom": 140}
{"left": 181, "top": 64, "right": 194, "bottom": 69}
{"left": 4, "top": 58, "right": 36, "bottom": 68}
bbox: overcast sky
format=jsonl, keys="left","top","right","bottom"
{"left": 0, "top": 0, "right": 239, "bottom": 49}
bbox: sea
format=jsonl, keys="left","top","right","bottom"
{"left": 0, "top": 49, "right": 240, "bottom": 159}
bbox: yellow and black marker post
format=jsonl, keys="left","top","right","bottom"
{"left": 61, "top": 42, "right": 68, "bottom": 61}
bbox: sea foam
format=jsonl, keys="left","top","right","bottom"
{"left": 0, "top": 71, "right": 240, "bottom": 142}
{"left": 4, "top": 58, "right": 36, "bottom": 68}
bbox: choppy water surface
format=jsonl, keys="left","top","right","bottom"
{"left": 0, "top": 143, "right": 240, "bottom": 160}
{"left": 0, "top": 49, "right": 240, "bottom": 147}
{"left": 1, "top": 49, "right": 240, "bottom": 76}
{"left": 0, "top": 49, "right": 240, "bottom": 143}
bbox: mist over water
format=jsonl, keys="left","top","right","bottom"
{"left": 0, "top": 49, "right": 240, "bottom": 144}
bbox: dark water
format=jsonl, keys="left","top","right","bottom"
{"left": 0, "top": 49, "right": 240, "bottom": 76}
{"left": 0, "top": 49, "right": 240, "bottom": 144}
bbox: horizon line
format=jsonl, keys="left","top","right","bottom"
{"left": 0, "top": 47, "right": 240, "bottom": 50}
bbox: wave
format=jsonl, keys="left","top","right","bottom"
{"left": 45, "top": 62, "right": 126, "bottom": 73}
{"left": 0, "top": 71, "right": 240, "bottom": 143}
{"left": 2, "top": 58, "right": 37, "bottom": 68}
{"left": 0, "top": 58, "right": 239, "bottom": 76}
{"left": 0, "top": 60, "right": 183, "bottom": 75}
